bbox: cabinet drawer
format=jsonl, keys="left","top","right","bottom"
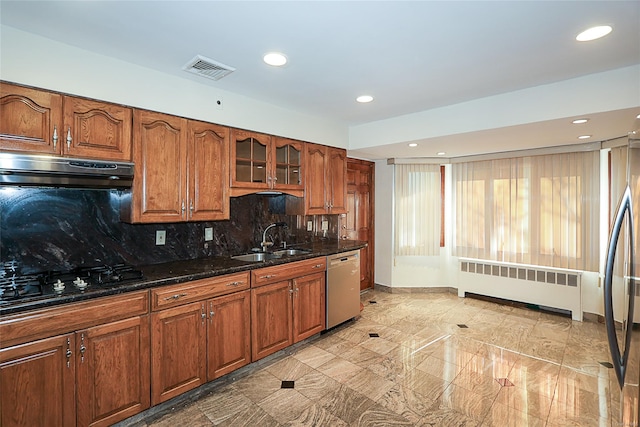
{"left": 151, "top": 272, "right": 249, "bottom": 311}
{"left": 252, "top": 257, "right": 326, "bottom": 287}
{"left": 0, "top": 290, "right": 149, "bottom": 349}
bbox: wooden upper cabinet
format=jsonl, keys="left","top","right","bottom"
{"left": 272, "top": 137, "right": 304, "bottom": 195}
{"left": 0, "top": 82, "right": 62, "bottom": 154}
{"left": 125, "top": 112, "right": 230, "bottom": 223}
{"left": 62, "top": 96, "right": 132, "bottom": 161}
{"left": 230, "top": 129, "right": 271, "bottom": 194}
{"left": 230, "top": 130, "right": 305, "bottom": 197}
{"left": 303, "top": 143, "right": 347, "bottom": 214}
{"left": 327, "top": 147, "right": 347, "bottom": 214}
{"left": 188, "top": 121, "right": 229, "bottom": 221}
{"left": 127, "top": 109, "right": 188, "bottom": 223}
{"left": 0, "top": 82, "right": 132, "bottom": 161}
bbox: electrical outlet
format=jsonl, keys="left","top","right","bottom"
{"left": 321, "top": 220, "right": 329, "bottom": 231}
{"left": 204, "top": 227, "right": 213, "bottom": 241}
{"left": 307, "top": 220, "right": 313, "bottom": 231}
{"left": 155, "top": 230, "right": 166, "bottom": 245}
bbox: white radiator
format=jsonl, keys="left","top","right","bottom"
{"left": 458, "top": 259, "right": 582, "bottom": 321}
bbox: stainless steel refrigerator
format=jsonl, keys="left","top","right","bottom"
{"left": 605, "top": 129, "right": 640, "bottom": 425}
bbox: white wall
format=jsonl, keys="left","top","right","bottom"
{"left": 373, "top": 160, "right": 393, "bottom": 287}
{"left": 0, "top": 25, "right": 349, "bottom": 148}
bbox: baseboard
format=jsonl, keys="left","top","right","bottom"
{"left": 373, "top": 283, "right": 457, "bottom": 294}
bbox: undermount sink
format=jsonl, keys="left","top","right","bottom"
{"left": 231, "top": 249, "right": 311, "bottom": 262}
{"left": 231, "top": 253, "right": 274, "bottom": 262}
{"left": 271, "top": 249, "right": 311, "bottom": 257}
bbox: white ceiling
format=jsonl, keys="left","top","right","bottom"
{"left": 1, "top": 0, "right": 639, "bottom": 159}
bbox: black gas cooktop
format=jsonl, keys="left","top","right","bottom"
{"left": 0, "top": 262, "right": 144, "bottom": 305}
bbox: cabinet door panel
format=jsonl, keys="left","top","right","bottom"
{"left": 131, "top": 110, "right": 187, "bottom": 223}
{"left": 293, "top": 272, "right": 326, "bottom": 343}
{"left": 230, "top": 129, "right": 271, "bottom": 193}
{"left": 63, "top": 97, "right": 132, "bottom": 161}
{"left": 188, "top": 121, "right": 229, "bottom": 221}
{"left": 76, "top": 316, "right": 150, "bottom": 427}
{"left": 328, "top": 148, "right": 347, "bottom": 213}
{"left": 207, "top": 291, "right": 251, "bottom": 380}
{"left": 0, "top": 83, "right": 62, "bottom": 154}
{"left": 0, "top": 334, "right": 75, "bottom": 427}
{"left": 251, "top": 282, "right": 292, "bottom": 361}
{"left": 151, "top": 302, "right": 206, "bottom": 405}
{"left": 305, "top": 144, "right": 328, "bottom": 214}
{"left": 272, "top": 137, "right": 304, "bottom": 194}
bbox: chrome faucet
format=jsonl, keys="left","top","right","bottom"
{"left": 261, "top": 222, "right": 288, "bottom": 252}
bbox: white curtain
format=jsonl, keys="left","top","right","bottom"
{"left": 394, "top": 164, "right": 441, "bottom": 256}
{"left": 452, "top": 151, "right": 600, "bottom": 271}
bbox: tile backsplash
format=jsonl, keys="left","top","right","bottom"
{"left": 0, "top": 187, "right": 339, "bottom": 273}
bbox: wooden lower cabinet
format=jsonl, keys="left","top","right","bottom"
{"left": 151, "top": 301, "right": 207, "bottom": 405}
{"left": 251, "top": 281, "right": 293, "bottom": 361}
{"left": 151, "top": 290, "right": 251, "bottom": 405}
{"left": 207, "top": 290, "right": 251, "bottom": 380}
{"left": 292, "top": 272, "right": 326, "bottom": 343}
{"left": 0, "top": 334, "right": 76, "bottom": 427}
{"left": 251, "top": 268, "right": 326, "bottom": 361}
{"left": 76, "top": 316, "right": 150, "bottom": 427}
{"left": 0, "top": 315, "right": 148, "bottom": 427}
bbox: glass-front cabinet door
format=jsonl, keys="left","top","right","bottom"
{"left": 273, "top": 137, "right": 304, "bottom": 194}
{"left": 230, "top": 129, "right": 271, "bottom": 193}
{"left": 230, "top": 131, "right": 305, "bottom": 196}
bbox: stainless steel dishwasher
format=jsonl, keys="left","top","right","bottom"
{"left": 326, "top": 250, "right": 361, "bottom": 329}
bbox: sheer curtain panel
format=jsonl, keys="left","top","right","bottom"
{"left": 452, "top": 151, "right": 600, "bottom": 271}
{"left": 394, "top": 164, "right": 441, "bottom": 256}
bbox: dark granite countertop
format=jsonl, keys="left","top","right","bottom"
{"left": 0, "top": 240, "right": 366, "bottom": 316}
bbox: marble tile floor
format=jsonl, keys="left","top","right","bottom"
{"left": 124, "top": 290, "right": 626, "bottom": 427}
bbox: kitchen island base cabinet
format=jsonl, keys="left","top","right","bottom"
{"left": 0, "top": 334, "right": 76, "bottom": 427}
{"left": 76, "top": 316, "right": 150, "bottom": 427}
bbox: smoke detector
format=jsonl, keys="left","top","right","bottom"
{"left": 182, "top": 55, "right": 235, "bottom": 81}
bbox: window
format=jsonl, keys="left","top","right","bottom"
{"left": 452, "top": 151, "right": 599, "bottom": 271}
{"left": 394, "top": 164, "right": 441, "bottom": 256}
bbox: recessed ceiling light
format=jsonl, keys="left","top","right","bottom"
{"left": 356, "top": 95, "right": 374, "bottom": 103}
{"left": 572, "top": 118, "right": 589, "bottom": 124}
{"left": 437, "top": 152, "right": 446, "bottom": 156}
{"left": 578, "top": 135, "right": 592, "bottom": 139}
{"left": 263, "top": 52, "right": 287, "bottom": 66}
{"left": 576, "top": 25, "right": 612, "bottom": 42}
{"left": 408, "top": 143, "right": 418, "bottom": 147}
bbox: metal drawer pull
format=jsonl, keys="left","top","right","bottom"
{"left": 312, "top": 264, "right": 323, "bottom": 269}
{"left": 260, "top": 274, "right": 276, "bottom": 279}
{"left": 53, "top": 125, "right": 58, "bottom": 150}
{"left": 164, "top": 293, "right": 187, "bottom": 301}
{"left": 226, "top": 281, "right": 243, "bottom": 286}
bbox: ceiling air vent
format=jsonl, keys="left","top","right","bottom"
{"left": 182, "top": 55, "right": 235, "bottom": 81}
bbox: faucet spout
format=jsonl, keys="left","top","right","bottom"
{"left": 261, "top": 222, "right": 288, "bottom": 252}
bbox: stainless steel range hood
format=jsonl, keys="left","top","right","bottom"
{"left": 0, "top": 153, "right": 134, "bottom": 189}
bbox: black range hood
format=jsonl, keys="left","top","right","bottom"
{"left": 0, "top": 153, "right": 134, "bottom": 189}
